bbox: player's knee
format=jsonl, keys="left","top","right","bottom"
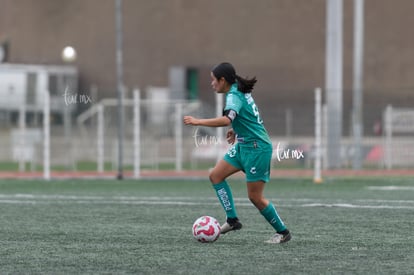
{"left": 248, "top": 195, "right": 267, "bottom": 210}
{"left": 209, "top": 170, "right": 222, "bottom": 184}
{"left": 208, "top": 173, "right": 215, "bottom": 184}
{"left": 248, "top": 195, "right": 259, "bottom": 206}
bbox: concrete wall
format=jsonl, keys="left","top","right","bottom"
{"left": 1, "top": 0, "right": 413, "bottom": 135}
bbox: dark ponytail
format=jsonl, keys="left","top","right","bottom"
{"left": 235, "top": 75, "right": 257, "bottom": 93}
{"left": 212, "top": 62, "right": 257, "bottom": 93}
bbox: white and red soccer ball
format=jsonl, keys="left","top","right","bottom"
{"left": 192, "top": 216, "right": 221, "bottom": 243}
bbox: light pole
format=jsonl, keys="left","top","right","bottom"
{"left": 115, "top": 0, "right": 124, "bottom": 180}
{"left": 352, "top": 0, "right": 365, "bottom": 170}
{"left": 325, "top": 0, "right": 344, "bottom": 169}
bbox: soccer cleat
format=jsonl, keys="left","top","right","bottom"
{"left": 220, "top": 218, "right": 243, "bottom": 234}
{"left": 264, "top": 231, "right": 292, "bottom": 244}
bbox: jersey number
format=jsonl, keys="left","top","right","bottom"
{"left": 252, "top": 103, "right": 263, "bottom": 124}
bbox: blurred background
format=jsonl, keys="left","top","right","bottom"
{"left": 0, "top": 0, "right": 413, "bottom": 177}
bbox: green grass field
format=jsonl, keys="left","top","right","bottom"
{"left": 1, "top": 177, "right": 413, "bottom": 274}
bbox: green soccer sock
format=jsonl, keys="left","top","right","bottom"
{"left": 260, "top": 202, "right": 287, "bottom": 233}
{"left": 213, "top": 181, "right": 238, "bottom": 219}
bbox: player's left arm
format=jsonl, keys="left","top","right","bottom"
{"left": 183, "top": 115, "right": 231, "bottom": 127}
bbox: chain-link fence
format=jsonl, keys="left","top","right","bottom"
{"left": 0, "top": 85, "right": 413, "bottom": 178}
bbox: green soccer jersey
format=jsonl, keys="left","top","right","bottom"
{"left": 224, "top": 84, "right": 272, "bottom": 146}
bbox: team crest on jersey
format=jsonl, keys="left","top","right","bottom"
{"left": 227, "top": 146, "right": 237, "bottom": 158}
{"left": 250, "top": 167, "right": 257, "bottom": 174}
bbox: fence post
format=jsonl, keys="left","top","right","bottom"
{"left": 133, "top": 89, "right": 141, "bottom": 178}
{"left": 215, "top": 93, "right": 224, "bottom": 162}
{"left": 19, "top": 101, "right": 26, "bottom": 172}
{"left": 322, "top": 104, "right": 328, "bottom": 170}
{"left": 314, "top": 88, "right": 323, "bottom": 183}
{"left": 97, "top": 104, "right": 104, "bottom": 173}
{"left": 43, "top": 90, "right": 50, "bottom": 180}
{"left": 384, "top": 105, "right": 392, "bottom": 169}
{"left": 175, "top": 102, "right": 183, "bottom": 172}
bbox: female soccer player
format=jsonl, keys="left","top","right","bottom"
{"left": 183, "top": 62, "right": 291, "bottom": 244}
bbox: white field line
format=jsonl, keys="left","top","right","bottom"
{"left": 366, "top": 186, "right": 414, "bottom": 191}
{"left": 301, "top": 203, "right": 414, "bottom": 209}
{"left": 0, "top": 194, "right": 105, "bottom": 200}
{"left": 0, "top": 199, "right": 38, "bottom": 204}
{"left": 7, "top": 194, "right": 412, "bottom": 204}
{"left": 0, "top": 194, "right": 413, "bottom": 209}
{"left": 2, "top": 194, "right": 414, "bottom": 204}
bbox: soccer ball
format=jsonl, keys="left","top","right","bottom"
{"left": 192, "top": 216, "right": 221, "bottom": 243}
